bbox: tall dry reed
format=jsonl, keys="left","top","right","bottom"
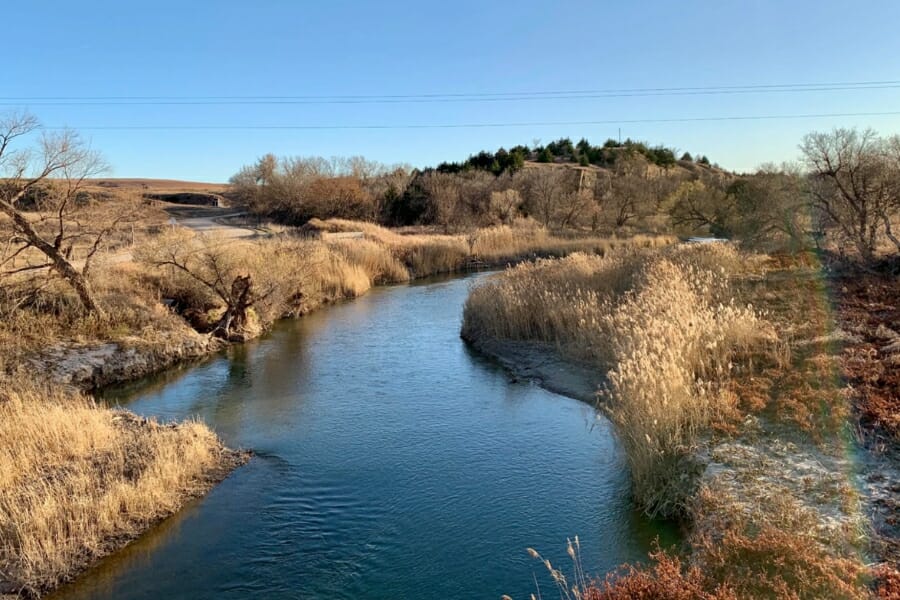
{"left": 462, "top": 244, "right": 775, "bottom": 516}
{"left": 0, "top": 381, "right": 228, "bottom": 595}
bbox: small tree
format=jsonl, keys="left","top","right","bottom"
{"left": 597, "top": 155, "right": 655, "bottom": 230}
{"left": 421, "top": 172, "right": 461, "bottom": 231}
{"left": 519, "top": 166, "right": 585, "bottom": 227}
{"left": 0, "top": 112, "right": 114, "bottom": 316}
{"left": 137, "top": 230, "right": 299, "bottom": 340}
{"left": 507, "top": 150, "right": 526, "bottom": 173}
{"left": 488, "top": 189, "right": 522, "bottom": 224}
{"left": 727, "top": 165, "right": 809, "bottom": 251}
{"left": 537, "top": 147, "right": 554, "bottom": 163}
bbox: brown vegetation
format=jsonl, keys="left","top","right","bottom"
{"left": 4, "top": 113, "right": 899, "bottom": 597}
{"left": 834, "top": 273, "right": 900, "bottom": 442}
{"left": 477, "top": 248, "right": 894, "bottom": 599}
{"left": 0, "top": 381, "right": 244, "bottom": 596}
{"left": 0, "top": 112, "right": 121, "bottom": 315}
{"left": 801, "top": 129, "right": 900, "bottom": 262}
{"left": 0, "top": 213, "right": 672, "bottom": 596}
{"left": 463, "top": 244, "right": 772, "bottom": 516}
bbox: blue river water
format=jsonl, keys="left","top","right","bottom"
{"left": 52, "top": 273, "right": 675, "bottom": 600}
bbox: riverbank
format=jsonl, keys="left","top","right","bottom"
{"left": 8, "top": 221, "right": 673, "bottom": 392}
{"left": 0, "top": 220, "right": 673, "bottom": 597}
{"left": 0, "top": 381, "right": 249, "bottom": 597}
{"left": 461, "top": 246, "right": 899, "bottom": 598}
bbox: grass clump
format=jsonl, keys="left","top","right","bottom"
{"left": 310, "top": 217, "right": 675, "bottom": 278}
{"left": 601, "top": 256, "right": 770, "bottom": 516}
{"left": 330, "top": 238, "right": 410, "bottom": 284}
{"left": 463, "top": 243, "right": 773, "bottom": 516}
{"left": 0, "top": 380, "right": 235, "bottom": 596}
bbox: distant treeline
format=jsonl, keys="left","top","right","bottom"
{"left": 229, "top": 147, "right": 731, "bottom": 235}
{"left": 435, "top": 137, "right": 712, "bottom": 174}
{"left": 229, "top": 128, "right": 900, "bottom": 260}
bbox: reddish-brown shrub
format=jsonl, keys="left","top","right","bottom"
{"left": 586, "top": 550, "right": 736, "bottom": 600}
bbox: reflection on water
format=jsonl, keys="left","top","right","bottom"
{"left": 53, "top": 273, "right": 678, "bottom": 600}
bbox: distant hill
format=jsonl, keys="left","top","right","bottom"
{"left": 83, "top": 179, "right": 228, "bottom": 194}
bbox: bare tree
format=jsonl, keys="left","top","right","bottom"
{"left": 665, "top": 179, "right": 733, "bottom": 236}
{"left": 882, "top": 134, "right": 900, "bottom": 252}
{"left": 0, "top": 112, "right": 111, "bottom": 315}
{"left": 727, "top": 164, "right": 809, "bottom": 250}
{"left": 801, "top": 128, "right": 900, "bottom": 261}
{"left": 556, "top": 188, "right": 595, "bottom": 228}
{"left": 421, "top": 172, "right": 461, "bottom": 231}
{"left": 137, "top": 231, "right": 296, "bottom": 340}
{"left": 367, "top": 166, "right": 413, "bottom": 222}
{"left": 488, "top": 189, "right": 522, "bottom": 224}
{"left": 596, "top": 156, "right": 656, "bottom": 230}
{"left": 519, "top": 167, "right": 580, "bottom": 227}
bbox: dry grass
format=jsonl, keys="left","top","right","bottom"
{"left": 684, "top": 486, "right": 870, "bottom": 599}
{"left": 499, "top": 249, "right": 887, "bottom": 598}
{"left": 0, "top": 217, "right": 674, "bottom": 595}
{"left": 330, "top": 238, "right": 410, "bottom": 284}
{"left": 0, "top": 264, "right": 191, "bottom": 375}
{"left": 527, "top": 497, "right": 870, "bottom": 600}
{"left": 462, "top": 244, "right": 775, "bottom": 516}
{"left": 461, "top": 251, "right": 640, "bottom": 360}
{"left": 601, "top": 256, "right": 771, "bottom": 516}
{"left": 311, "top": 218, "right": 675, "bottom": 277}
{"left": 0, "top": 380, "right": 234, "bottom": 596}
{"left": 585, "top": 529, "right": 867, "bottom": 600}
{"left": 122, "top": 221, "right": 675, "bottom": 346}
{"left": 303, "top": 241, "right": 374, "bottom": 301}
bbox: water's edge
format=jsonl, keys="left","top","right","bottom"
{"left": 462, "top": 336, "right": 603, "bottom": 404}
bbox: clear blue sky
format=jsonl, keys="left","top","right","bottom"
{"left": 7, "top": 1, "right": 900, "bottom": 182}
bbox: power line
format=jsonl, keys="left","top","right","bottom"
{"left": 7, "top": 84, "right": 900, "bottom": 106}
{"left": 5, "top": 80, "right": 900, "bottom": 106}
{"left": 38, "top": 110, "right": 900, "bottom": 131}
{"left": 6, "top": 79, "right": 900, "bottom": 99}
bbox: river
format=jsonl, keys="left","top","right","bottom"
{"left": 52, "top": 273, "right": 675, "bottom": 600}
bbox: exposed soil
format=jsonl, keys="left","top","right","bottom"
{"left": 83, "top": 178, "right": 228, "bottom": 194}
{"left": 28, "top": 332, "right": 221, "bottom": 392}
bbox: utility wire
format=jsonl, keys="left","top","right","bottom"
{"left": 5, "top": 80, "right": 900, "bottom": 105}
{"left": 38, "top": 110, "right": 900, "bottom": 131}
{"left": 7, "top": 85, "right": 900, "bottom": 106}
